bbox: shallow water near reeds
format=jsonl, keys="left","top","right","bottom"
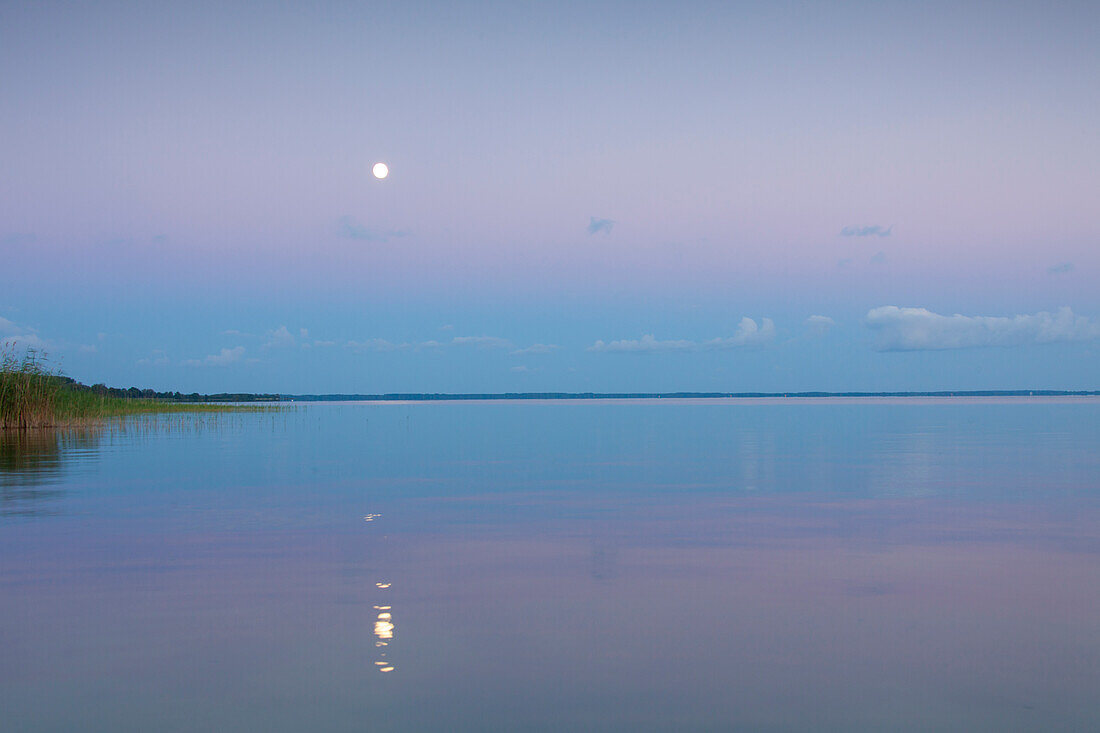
{"left": 2, "top": 399, "right": 1100, "bottom": 732}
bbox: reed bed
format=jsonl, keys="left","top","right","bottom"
{"left": 1, "top": 348, "right": 278, "bottom": 429}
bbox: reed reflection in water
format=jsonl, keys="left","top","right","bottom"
{"left": 0, "top": 428, "right": 102, "bottom": 516}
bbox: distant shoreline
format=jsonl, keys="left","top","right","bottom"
{"left": 277, "top": 390, "right": 1100, "bottom": 402}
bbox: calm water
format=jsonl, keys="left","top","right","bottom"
{"left": 2, "top": 399, "right": 1099, "bottom": 732}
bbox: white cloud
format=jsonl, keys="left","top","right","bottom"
{"left": 589, "top": 334, "right": 695, "bottom": 353}
{"left": 0, "top": 315, "right": 46, "bottom": 350}
{"left": 701, "top": 317, "right": 775, "bottom": 348}
{"left": 264, "top": 325, "right": 295, "bottom": 348}
{"left": 346, "top": 338, "right": 407, "bottom": 353}
{"left": 184, "top": 346, "right": 246, "bottom": 366}
{"left": 805, "top": 315, "right": 836, "bottom": 336}
{"left": 589, "top": 318, "right": 775, "bottom": 353}
{"left": 864, "top": 306, "right": 1100, "bottom": 351}
{"left": 510, "top": 343, "right": 558, "bottom": 355}
{"left": 452, "top": 335, "right": 512, "bottom": 349}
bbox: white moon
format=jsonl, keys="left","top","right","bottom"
{"left": 372, "top": 162, "right": 389, "bottom": 179}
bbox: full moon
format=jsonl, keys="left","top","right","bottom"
{"left": 372, "top": 162, "right": 389, "bottom": 179}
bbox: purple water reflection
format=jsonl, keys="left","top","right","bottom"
{"left": 2, "top": 401, "right": 1099, "bottom": 731}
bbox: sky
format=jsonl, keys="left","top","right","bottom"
{"left": 2, "top": 0, "right": 1099, "bottom": 393}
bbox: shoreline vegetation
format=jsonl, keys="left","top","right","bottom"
{"left": 3, "top": 348, "right": 1096, "bottom": 428}
{"left": 1, "top": 350, "right": 278, "bottom": 429}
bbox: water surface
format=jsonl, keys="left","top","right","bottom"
{"left": 2, "top": 399, "right": 1099, "bottom": 731}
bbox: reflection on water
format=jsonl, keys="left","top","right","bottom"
{"left": 0, "top": 428, "right": 102, "bottom": 516}
{"left": 1, "top": 401, "right": 1099, "bottom": 731}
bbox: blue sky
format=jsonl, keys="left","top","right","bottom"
{"left": 2, "top": 0, "right": 1099, "bottom": 392}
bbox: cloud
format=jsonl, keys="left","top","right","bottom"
{"left": 589, "top": 334, "right": 696, "bottom": 353}
{"left": 346, "top": 337, "right": 444, "bottom": 353}
{"left": 701, "top": 318, "right": 776, "bottom": 348}
{"left": 587, "top": 217, "right": 615, "bottom": 235}
{"left": 870, "top": 250, "right": 887, "bottom": 264}
{"left": 837, "top": 257, "right": 854, "bottom": 268}
{"left": 840, "top": 225, "right": 892, "bottom": 237}
{"left": 346, "top": 338, "right": 408, "bottom": 353}
{"left": 864, "top": 306, "right": 1100, "bottom": 351}
{"left": 510, "top": 343, "right": 558, "bottom": 355}
{"left": 184, "top": 346, "right": 245, "bottom": 366}
{"left": 339, "top": 216, "right": 410, "bottom": 243}
{"left": 1048, "top": 262, "right": 1075, "bottom": 275}
{"left": 137, "top": 350, "right": 170, "bottom": 366}
{"left": 589, "top": 318, "right": 775, "bottom": 353}
{"left": 299, "top": 328, "right": 309, "bottom": 338}
{"left": 804, "top": 315, "right": 836, "bottom": 335}
{"left": 452, "top": 335, "right": 512, "bottom": 349}
{"left": 264, "top": 325, "right": 295, "bottom": 348}
{"left": 0, "top": 315, "right": 46, "bottom": 350}
{"left": 511, "top": 365, "right": 532, "bottom": 372}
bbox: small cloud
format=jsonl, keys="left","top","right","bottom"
{"left": 587, "top": 217, "right": 615, "bottom": 235}
{"left": 837, "top": 257, "right": 854, "bottom": 268}
{"left": 840, "top": 225, "right": 892, "bottom": 237}
{"left": 299, "top": 328, "right": 309, "bottom": 338}
{"left": 0, "top": 314, "right": 46, "bottom": 350}
{"left": 1048, "top": 262, "right": 1075, "bottom": 275}
{"left": 338, "top": 216, "right": 410, "bottom": 243}
{"left": 79, "top": 344, "right": 97, "bottom": 353}
{"left": 589, "top": 318, "right": 774, "bottom": 353}
{"left": 439, "top": 324, "right": 454, "bottom": 331}
{"left": 221, "top": 329, "right": 244, "bottom": 336}
{"left": 346, "top": 338, "right": 408, "bottom": 353}
{"left": 510, "top": 365, "right": 532, "bottom": 372}
{"left": 510, "top": 343, "right": 558, "bottom": 355}
{"left": 184, "top": 346, "right": 245, "bottom": 366}
{"left": 452, "top": 335, "right": 512, "bottom": 349}
{"left": 137, "top": 350, "right": 170, "bottom": 366}
{"left": 870, "top": 250, "right": 887, "bottom": 264}
{"left": 864, "top": 306, "right": 1100, "bottom": 351}
{"left": 701, "top": 318, "right": 776, "bottom": 348}
{"left": 264, "top": 325, "right": 295, "bottom": 348}
{"left": 589, "top": 334, "right": 695, "bottom": 353}
{"left": 804, "top": 315, "right": 836, "bottom": 336}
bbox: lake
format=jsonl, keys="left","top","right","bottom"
{"left": 2, "top": 399, "right": 1099, "bottom": 731}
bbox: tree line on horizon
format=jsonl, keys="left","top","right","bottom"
{"left": 56, "top": 376, "right": 281, "bottom": 403}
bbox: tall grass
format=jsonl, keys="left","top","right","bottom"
{"left": 0, "top": 349, "right": 60, "bottom": 429}
{"left": 1, "top": 347, "right": 275, "bottom": 429}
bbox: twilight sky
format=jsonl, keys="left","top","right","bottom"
{"left": 2, "top": 0, "right": 1099, "bottom": 393}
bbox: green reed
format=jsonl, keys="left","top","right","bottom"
{"left": 1, "top": 347, "right": 277, "bottom": 429}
